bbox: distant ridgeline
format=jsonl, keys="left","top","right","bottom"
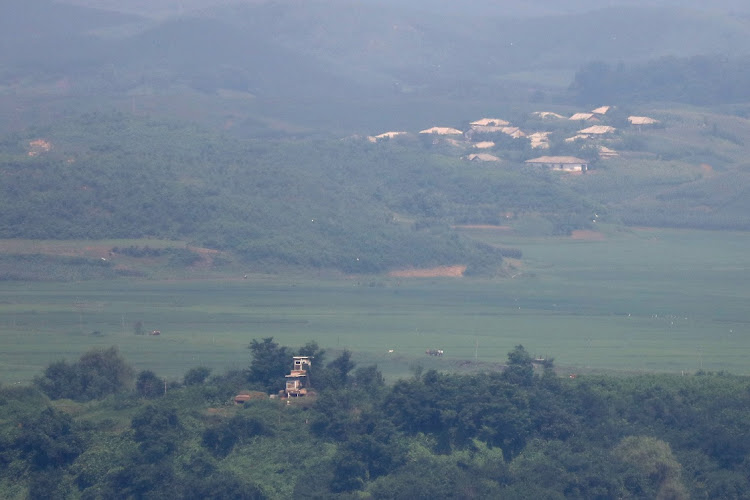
{"left": 572, "top": 55, "right": 750, "bottom": 107}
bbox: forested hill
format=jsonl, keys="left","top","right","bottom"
{"left": 0, "top": 113, "right": 593, "bottom": 274}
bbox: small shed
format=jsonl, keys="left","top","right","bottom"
{"left": 234, "top": 390, "right": 267, "bottom": 404}
{"left": 235, "top": 394, "right": 252, "bottom": 404}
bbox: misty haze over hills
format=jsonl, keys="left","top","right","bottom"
{"left": 57, "top": 0, "right": 750, "bottom": 17}
{"left": 3, "top": 0, "right": 750, "bottom": 135}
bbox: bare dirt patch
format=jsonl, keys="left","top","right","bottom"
{"left": 388, "top": 265, "right": 467, "bottom": 278}
{"left": 27, "top": 139, "right": 52, "bottom": 157}
{"left": 570, "top": 230, "right": 606, "bottom": 241}
{"left": 700, "top": 163, "right": 714, "bottom": 175}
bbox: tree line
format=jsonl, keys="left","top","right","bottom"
{"left": 571, "top": 55, "right": 750, "bottom": 107}
{"left": 0, "top": 341, "right": 748, "bottom": 498}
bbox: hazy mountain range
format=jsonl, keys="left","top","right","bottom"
{"left": 4, "top": 0, "right": 750, "bottom": 122}
{"left": 54, "top": 0, "right": 750, "bottom": 18}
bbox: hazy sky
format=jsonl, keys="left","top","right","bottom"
{"left": 53, "top": 0, "right": 750, "bottom": 18}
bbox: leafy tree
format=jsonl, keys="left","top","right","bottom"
{"left": 101, "top": 462, "right": 176, "bottom": 499}
{"left": 136, "top": 370, "right": 163, "bottom": 399}
{"left": 34, "top": 346, "right": 134, "bottom": 401}
{"left": 34, "top": 360, "right": 82, "bottom": 400}
{"left": 298, "top": 340, "right": 326, "bottom": 364}
{"left": 502, "top": 344, "right": 534, "bottom": 386}
{"left": 297, "top": 341, "right": 326, "bottom": 389}
{"left": 131, "top": 405, "right": 182, "bottom": 463}
{"left": 353, "top": 365, "right": 385, "bottom": 392}
{"left": 184, "top": 366, "right": 212, "bottom": 386}
{"left": 247, "top": 337, "right": 292, "bottom": 393}
{"left": 28, "top": 468, "right": 69, "bottom": 500}
{"left": 367, "top": 441, "right": 501, "bottom": 499}
{"left": 179, "top": 470, "right": 267, "bottom": 500}
{"left": 326, "top": 350, "right": 356, "bottom": 389}
{"left": 202, "top": 413, "right": 271, "bottom": 458}
{"left": 15, "top": 407, "right": 83, "bottom": 469}
{"left": 613, "top": 436, "right": 689, "bottom": 499}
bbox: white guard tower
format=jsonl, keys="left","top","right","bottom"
{"left": 285, "top": 356, "right": 312, "bottom": 397}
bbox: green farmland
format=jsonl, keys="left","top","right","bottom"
{"left": 1, "top": 227, "right": 749, "bottom": 383}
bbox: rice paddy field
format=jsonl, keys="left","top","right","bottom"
{"left": 1, "top": 227, "right": 749, "bottom": 383}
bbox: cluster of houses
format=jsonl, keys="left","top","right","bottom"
{"left": 368, "top": 106, "right": 660, "bottom": 173}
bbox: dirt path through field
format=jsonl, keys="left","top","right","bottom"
{"left": 388, "top": 265, "right": 467, "bottom": 278}
{"left": 570, "top": 230, "right": 606, "bottom": 241}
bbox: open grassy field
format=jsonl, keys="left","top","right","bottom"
{"left": 1, "top": 227, "right": 749, "bottom": 384}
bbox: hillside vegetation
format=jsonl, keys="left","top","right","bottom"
{"left": 4, "top": 113, "right": 575, "bottom": 274}
{"left": 3, "top": 0, "right": 750, "bottom": 275}
{"left": 5, "top": 101, "right": 750, "bottom": 275}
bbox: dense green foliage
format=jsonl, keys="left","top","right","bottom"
{"left": 572, "top": 55, "right": 750, "bottom": 107}
{"left": 33, "top": 347, "right": 134, "bottom": 401}
{"left": 0, "top": 112, "right": 602, "bottom": 274}
{"left": 2, "top": 343, "right": 748, "bottom": 498}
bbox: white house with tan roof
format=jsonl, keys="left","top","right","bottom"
{"left": 599, "top": 146, "right": 618, "bottom": 159}
{"left": 531, "top": 111, "right": 566, "bottom": 120}
{"left": 525, "top": 156, "right": 588, "bottom": 172}
{"left": 466, "top": 153, "right": 501, "bottom": 162}
{"left": 628, "top": 116, "right": 659, "bottom": 126}
{"left": 470, "top": 118, "right": 510, "bottom": 127}
{"left": 578, "top": 125, "right": 616, "bottom": 135}
{"left": 499, "top": 126, "right": 526, "bottom": 139}
{"left": 419, "top": 126, "right": 463, "bottom": 135}
{"left": 528, "top": 132, "right": 551, "bottom": 149}
{"left": 469, "top": 125, "right": 505, "bottom": 134}
{"left": 565, "top": 134, "right": 589, "bottom": 143}
{"left": 569, "top": 112, "right": 598, "bottom": 121}
{"left": 368, "top": 131, "right": 408, "bottom": 142}
{"left": 591, "top": 105, "right": 612, "bottom": 115}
